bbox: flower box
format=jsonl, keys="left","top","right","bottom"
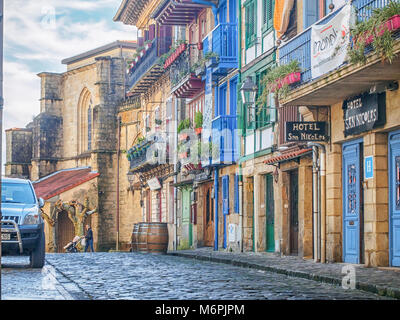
{"left": 179, "top": 133, "right": 189, "bottom": 141}
{"left": 359, "top": 15, "right": 400, "bottom": 46}
{"left": 271, "top": 72, "right": 301, "bottom": 92}
{"left": 179, "top": 152, "right": 188, "bottom": 159}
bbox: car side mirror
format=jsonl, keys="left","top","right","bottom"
{"left": 38, "top": 198, "right": 45, "bottom": 208}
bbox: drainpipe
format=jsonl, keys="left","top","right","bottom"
{"left": 308, "top": 142, "right": 326, "bottom": 263}
{"left": 238, "top": 0, "right": 243, "bottom": 252}
{"left": 116, "top": 117, "right": 121, "bottom": 251}
{"left": 174, "top": 99, "right": 178, "bottom": 251}
{"left": 214, "top": 168, "right": 219, "bottom": 251}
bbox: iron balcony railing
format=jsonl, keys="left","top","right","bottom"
{"left": 279, "top": 0, "right": 393, "bottom": 86}
{"left": 211, "top": 115, "right": 238, "bottom": 166}
{"left": 126, "top": 38, "right": 159, "bottom": 90}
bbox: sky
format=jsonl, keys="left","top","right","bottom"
{"left": 2, "top": 0, "right": 137, "bottom": 171}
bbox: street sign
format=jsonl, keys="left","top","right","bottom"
{"left": 365, "top": 156, "right": 374, "bottom": 180}
{"left": 286, "top": 121, "right": 328, "bottom": 142}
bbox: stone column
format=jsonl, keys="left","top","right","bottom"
{"left": 253, "top": 174, "right": 261, "bottom": 252}
{"left": 326, "top": 143, "right": 343, "bottom": 262}
{"left": 363, "top": 132, "right": 389, "bottom": 267}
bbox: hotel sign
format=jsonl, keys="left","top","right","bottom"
{"left": 343, "top": 92, "right": 386, "bottom": 137}
{"left": 286, "top": 122, "right": 328, "bottom": 142}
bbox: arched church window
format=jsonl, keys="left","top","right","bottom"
{"left": 88, "top": 101, "right": 92, "bottom": 151}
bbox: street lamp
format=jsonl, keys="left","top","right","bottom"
{"left": 240, "top": 76, "right": 258, "bottom": 127}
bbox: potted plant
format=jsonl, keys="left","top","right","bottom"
{"left": 257, "top": 60, "right": 301, "bottom": 103}
{"left": 194, "top": 111, "right": 203, "bottom": 135}
{"left": 205, "top": 52, "right": 219, "bottom": 68}
{"left": 177, "top": 119, "right": 192, "bottom": 140}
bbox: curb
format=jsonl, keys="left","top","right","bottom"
{"left": 169, "top": 252, "right": 400, "bottom": 299}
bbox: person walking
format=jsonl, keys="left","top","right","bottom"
{"left": 84, "top": 224, "right": 95, "bottom": 252}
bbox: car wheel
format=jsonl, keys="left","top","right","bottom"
{"left": 30, "top": 232, "right": 45, "bottom": 268}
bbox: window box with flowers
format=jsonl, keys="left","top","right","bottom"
{"left": 349, "top": 1, "right": 400, "bottom": 65}
{"left": 257, "top": 60, "right": 301, "bottom": 102}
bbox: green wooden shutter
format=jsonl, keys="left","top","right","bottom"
{"left": 262, "top": 0, "right": 274, "bottom": 34}
{"left": 245, "top": 0, "right": 256, "bottom": 48}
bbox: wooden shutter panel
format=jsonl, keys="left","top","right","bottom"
{"left": 304, "top": 0, "right": 319, "bottom": 29}
{"left": 234, "top": 174, "right": 239, "bottom": 213}
{"left": 222, "top": 176, "right": 230, "bottom": 215}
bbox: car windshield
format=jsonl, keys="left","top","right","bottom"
{"left": 1, "top": 182, "right": 36, "bottom": 205}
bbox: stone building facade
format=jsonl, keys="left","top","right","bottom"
{"left": 5, "top": 41, "right": 140, "bottom": 251}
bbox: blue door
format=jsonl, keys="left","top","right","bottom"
{"left": 219, "top": 1, "right": 227, "bottom": 24}
{"left": 222, "top": 175, "right": 230, "bottom": 248}
{"left": 389, "top": 131, "right": 400, "bottom": 267}
{"left": 342, "top": 140, "right": 362, "bottom": 264}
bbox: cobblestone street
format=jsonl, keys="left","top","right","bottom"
{"left": 1, "top": 253, "right": 394, "bottom": 300}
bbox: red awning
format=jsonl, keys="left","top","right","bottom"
{"left": 33, "top": 167, "right": 100, "bottom": 200}
{"left": 264, "top": 148, "right": 312, "bottom": 165}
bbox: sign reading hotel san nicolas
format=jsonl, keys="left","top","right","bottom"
{"left": 286, "top": 121, "right": 328, "bottom": 142}
{"left": 343, "top": 92, "right": 386, "bottom": 137}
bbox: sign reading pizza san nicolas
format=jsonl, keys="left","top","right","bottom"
{"left": 286, "top": 122, "right": 328, "bottom": 142}
{"left": 343, "top": 92, "right": 386, "bottom": 137}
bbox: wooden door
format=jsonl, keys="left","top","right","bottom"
{"left": 57, "top": 211, "right": 75, "bottom": 253}
{"left": 203, "top": 185, "right": 214, "bottom": 246}
{"left": 342, "top": 141, "right": 362, "bottom": 264}
{"left": 265, "top": 174, "right": 275, "bottom": 252}
{"left": 289, "top": 170, "right": 299, "bottom": 254}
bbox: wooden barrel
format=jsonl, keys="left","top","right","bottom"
{"left": 137, "top": 223, "right": 150, "bottom": 253}
{"left": 131, "top": 224, "right": 140, "bottom": 252}
{"left": 147, "top": 223, "right": 168, "bottom": 254}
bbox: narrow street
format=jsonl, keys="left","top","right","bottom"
{"left": 0, "top": 253, "right": 393, "bottom": 300}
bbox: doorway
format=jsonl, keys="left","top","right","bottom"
{"left": 203, "top": 183, "right": 214, "bottom": 247}
{"left": 342, "top": 139, "right": 364, "bottom": 264}
{"left": 265, "top": 174, "right": 275, "bottom": 252}
{"left": 57, "top": 211, "right": 75, "bottom": 253}
{"left": 289, "top": 170, "right": 299, "bottom": 254}
{"left": 389, "top": 131, "right": 400, "bottom": 266}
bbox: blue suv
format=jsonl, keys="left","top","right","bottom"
{"left": 1, "top": 177, "right": 46, "bottom": 268}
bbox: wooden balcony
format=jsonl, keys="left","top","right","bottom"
{"left": 152, "top": 0, "right": 210, "bottom": 26}
{"left": 203, "top": 23, "right": 238, "bottom": 78}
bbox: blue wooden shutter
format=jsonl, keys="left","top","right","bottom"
{"left": 222, "top": 175, "right": 230, "bottom": 215}
{"left": 234, "top": 174, "right": 239, "bottom": 213}
{"left": 303, "top": 0, "right": 319, "bottom": 29}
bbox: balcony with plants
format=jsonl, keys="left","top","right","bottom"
{"left": 125, "top": 35, "right": 172, "bottom": 95}
{"left": 203, "top": 22, "right": 238, "bottom": 77}
{"left": 178, "top": 112, "right": 209, "bottom": 173}
{"left": 278, "top": 0, "right": 400, "bottom": 106}
{"left": 166, "top": 42, "right": 205, "bottom": 99}
{"left": 127, "top": 134, "right": 168, "bottom": 173}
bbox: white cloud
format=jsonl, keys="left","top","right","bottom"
{"left": 2, "top": 0, "right": 137, "bottom": 171}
